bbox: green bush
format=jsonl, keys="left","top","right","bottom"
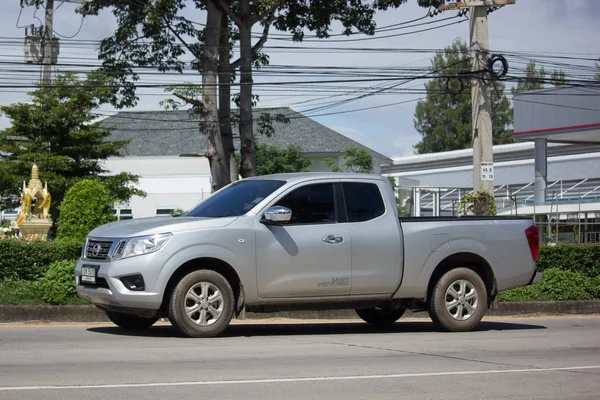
{"left": 36, "top": 259, "right": 79, "bottom": 305}
{"left": 537, "top": 244, "right": 600, "bottom": 278}
{"left": 500, "top": 268, "right": 597, "bottom": 302}
{"left": 0, "top": 239, "right": 82, "bottom": 281}
{"left": 57, "top": 179, "right": 116, "bottom": 243}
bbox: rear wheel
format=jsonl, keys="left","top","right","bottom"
{"left": 168, "top": 270, "right": 234, "bottom": 338}
{"left": 105, "top": 311, "right": 159, "bottom": 330}
{"left": 428, "top": 267, "right": 487, "bottom": 332}
{"left": 355, "top": 307, "right": 406, "bottom": 326}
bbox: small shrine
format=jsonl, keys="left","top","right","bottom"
{"left": 16, "top": 163, "right": 53, "bottom": 241}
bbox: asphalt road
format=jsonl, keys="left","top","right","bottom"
{"left": 0, "top": 316, "right": 599, "bottom": 400}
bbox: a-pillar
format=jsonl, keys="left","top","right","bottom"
{"left": 534, "top": 138, "right": 547, "bottom": 205}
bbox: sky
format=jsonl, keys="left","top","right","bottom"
{"left": 0, "top": 0, "right": 599, "bottom": 159}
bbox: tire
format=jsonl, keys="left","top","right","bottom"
{"left": 428, "top": 267, "right": 488, "bottom": 332}
{"left": 355, "top": 307, "right": 406, "bottom": 326}
{"left": 105, "top": 311, "right": 159, "bottom": 330}
{"left": 168, "top": 270, "right": 234, "bottom": 338}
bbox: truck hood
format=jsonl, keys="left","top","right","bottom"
{"left": 87, "top": 216, "right": 238, "bottom": 238}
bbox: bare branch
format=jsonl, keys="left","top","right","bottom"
{"left": 230, "top": 11, "right": 275, "bottom": 70}
{"left": 163, "top": 18, "right": 202, "bottom": 60}
{"left": 215, "top": 0, "right": 243, "bottom": 27}
{"left": 173, "top": 93, "right": 208, "bottom": 111}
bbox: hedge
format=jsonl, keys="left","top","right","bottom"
{"left": 500, "top": 268, "right": 599, "bottom": 302}
{"left": 500, "top": 243, "right": 600, "bottom": 302}
{"left": 0, "top": 239, "right": 82, "bottom": 281}
{"left": 536, "top": 244, "right": 600, "bottom": 278}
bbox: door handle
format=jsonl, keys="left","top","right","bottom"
{"left": 322, "top": 234, "right": 344, "bottom": 244}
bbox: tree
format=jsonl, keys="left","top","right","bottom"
{"left": 511, "top": 60, "right": 546, "bottom": 95}
{"left": 0, "top": 73, "right": 143, "bottom": 226}
{"left": 550, "top": 69, "right": 567, "bottom": 87}
{"left": 595, "top": 62, "right": 600, "bottom": 81}
{"left": 80, "top": 0, "right": 411, "bottom": 188}
{"left": 325, "top": 146, "right": 374, "bottom": 173}
{"left": 413, "top": 38, "right": 514, "bottom": 154}
{"left": 56, "top": 179, "right": 115, "bottom": 243}
{"left": 511, "top": 60, "right": 567, "bottom": 93}
{"left": 254, "top": 143, "right": 312, "bottom": 175}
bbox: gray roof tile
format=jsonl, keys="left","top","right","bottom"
{"left": 100, "top": 107, "right": 391, "bottom": 161}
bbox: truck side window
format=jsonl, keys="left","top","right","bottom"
{"left": 342, "top": 182, "right": 385, "bottom": 222}
{"left": 274, "top": 183, "right": 336, "bottom": 224}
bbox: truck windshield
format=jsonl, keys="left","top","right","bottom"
{"left": 182, "top": 179, "right": 286, "bottom": 218}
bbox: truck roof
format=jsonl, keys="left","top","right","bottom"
{"left": 244, "top": 172, "right": 388, "bottom": 184}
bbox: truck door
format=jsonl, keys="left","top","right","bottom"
{"left": 255, "top": 181, "right": 352, "bottom": 298}
{"left": 340, "top": 180, "right": 403, "bottom": 295}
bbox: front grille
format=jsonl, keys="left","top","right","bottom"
{"left": 85, "top": 240, "right": 113, "bottom": 260}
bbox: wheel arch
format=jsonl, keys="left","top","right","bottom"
{"left": 426, "top": 252, "right": 497, "bottom": 307}
{"left": 160, "top": 257, "right": 245, "bottom": 318}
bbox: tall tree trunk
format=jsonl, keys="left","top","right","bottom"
{"left": 204, "top": 2, "right": 229, "bottom": 191}
{"left": 218, "top": 9, "right": 238, "bottom": 183}
{"left": 238, "top": 0, "right": 256, "bottom": 178}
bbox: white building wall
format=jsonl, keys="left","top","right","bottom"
{"left": 102, "top": 156, "right": 212, "bottom": 219}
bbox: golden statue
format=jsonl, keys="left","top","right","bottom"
{"left": 16, "top": 163, "right": 53, "bottom": 241}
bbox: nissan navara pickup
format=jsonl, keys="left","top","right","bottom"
{"left": 75, "top": 172, "right": 542, "bottom": 337}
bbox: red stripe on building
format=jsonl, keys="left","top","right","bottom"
{"left": 513, "top": 122, "right": 600, "bottom": 136}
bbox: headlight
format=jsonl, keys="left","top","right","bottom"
{"left": 117, "top": 233, "right": 172, "bottom": 260}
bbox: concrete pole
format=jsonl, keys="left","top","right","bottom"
{"left": 42, "top": 0, "right": 54, "bottom": 84}
{"left": 534, "top": 138, "right": 547, "bottom": 205}
{"left": 470, "top": 5, "right": 494, "bottom": 195}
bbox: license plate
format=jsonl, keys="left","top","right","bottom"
{"left": 81, "top": 266, "right": 97, "bottom": 284}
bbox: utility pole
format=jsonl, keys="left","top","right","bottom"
{"left": 434, "top": 1, "right": 515, "bottom": 195}
{"left": 42, "top": 0, "right": 54, "bottom": 84}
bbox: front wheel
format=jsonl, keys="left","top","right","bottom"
{"left": 428, "top": 267, "right": 487, "bottom": 332}
{"left": 168, "top": 270, "right": 234, "bottom": 338}
{"left": 355, "top": 307, "right": 406, "bottom": 326}
{"left": 105, "top": 311, "right": 159, "bottom": 330}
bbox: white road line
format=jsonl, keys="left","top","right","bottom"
{"left": 1, "top": 365, "right": 599, "bottom": 391}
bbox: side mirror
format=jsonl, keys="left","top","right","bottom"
{"left": 262, "top": 206, "right": 292, "bottom": 224}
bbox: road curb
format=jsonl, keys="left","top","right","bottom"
{"left": 1, "top": 301, "right": 599, "bottom": 323}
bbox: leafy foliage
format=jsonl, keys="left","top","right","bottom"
{"left": 254, "top": 143, "right": 312, "bottom": 175}
{"left": 413, "top": 38, "right": 514, "bottom": 154}
{"left": 57, "top": 179, "right": 116, "bottom": 244}
{"left": 0, "top": 279, "right": 44, "bottom": 305}
{"left": 36, "top": 260, "right": 79, "bottom": 305}
{"left": 79, "top": 0, "right": 415, "bottom": 183}
{"left": 458, "top": 190, "right": 497, "bottom": 216}
{"left": 0, "top": 73, "right": 143, "bottom": 228}
{"left": 500, "top": 244, "right": 600, "bottom": 301}
{"left": 0, "top": 239, "right": 82, "bottom": 281}
{"left": 500, "top": 268, "right": 597, "bottom": 302}
{"left": 535, "top": 243, "right": 600, "bottom": 278}
{"left": 325, "top": 146, "right": 374, "bottom": 173}
{"left": 511, "top": 60, "right": 567, "bottom": 93}
{"left": 511, "top": 60, "right": 546, "bottom": 94}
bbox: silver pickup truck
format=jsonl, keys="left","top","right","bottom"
{"left": 75, "top": 172, "right": 541, "bottom": 337}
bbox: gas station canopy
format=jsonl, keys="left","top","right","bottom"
{"left": 513, "top": 86, "right": 600, "bottom": 144}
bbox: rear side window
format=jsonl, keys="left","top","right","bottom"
{"left": 342, "top": 182, "right": 385, "bottom": 222}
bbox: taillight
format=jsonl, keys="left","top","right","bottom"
{"left": 525, "top": 225, "right": 539, "bottom": 262}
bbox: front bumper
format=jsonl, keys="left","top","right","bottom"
{"left": 75, "top": 252, "right": 168, "bottom": 311}
{"left": 528, "top": 267, "right": 543, "bottom": 285}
